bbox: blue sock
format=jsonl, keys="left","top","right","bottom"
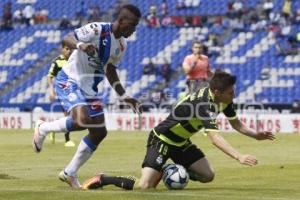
{"left": 83, "top": 135, "right": 97, "bottom": 151}
{"left": 66, "top": 116, "right": 75, "bottom": 131}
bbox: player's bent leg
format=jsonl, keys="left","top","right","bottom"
{"left": 139, "top": 167, "right": 162, "bottom": 189}
{"left": 187, "top": 157, "right": 215, "bottom": 183}
{"left": 62, "top": 114, "right": 106, "bottom": 184}
{"left": 87, "top": 114, "right": 107, "bottom": 145}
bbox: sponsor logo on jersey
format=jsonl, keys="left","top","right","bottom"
{"left": 115, "top": 48, "right": 120, "bottom": 56}
{"left": 93, "top": 28, "right": 98, "bottom": 35}
{"left": 156, "top": 155, "right": 163, "bottom": 165}
{"left": 90, "top": 100, "right": 102, "bottom": 110}
{"left": 68, "top": 93, "right": 77, "bottom": 102}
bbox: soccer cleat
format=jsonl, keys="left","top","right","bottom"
{"left": 81, "top": 174, "right": 104, "bottom": 190}
{"left": 32, "top": 120, "right": 45, "bottom": 153}
{"left": 64, "top": 140, "right": 76, "bottom": 147}
{"left": 58, "top": 170, "right": 81, "bottom": 189}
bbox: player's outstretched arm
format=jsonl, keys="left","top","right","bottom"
{"left": 207, "top": 132, "right": 258, "bottom": 166}
{"left": 106, "top": 64, "right": 142, "bottom": 114}
{"left": 229, "top": 118, "right": 275, "bottom": 140}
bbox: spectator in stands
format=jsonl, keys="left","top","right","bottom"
{"left": 275, "top": 37, "right": 298, "bottom": 56}
{"left": 161, "top": 15, "right": 172, "bottom": 27}
{"left": 263, "top": 0, "right": 274, "bottom": 18}
{"left": 282, "top": 0, "right": 292, "bottom": 19}
{"left": 291, "top": 100, "right": 300, "bottom": 113}
{"left": 1, "top": 0, "right": 13, "bottom": 30}
{"left": 13, "top": 9, "right": 24, "bottom": 24}
{"left": 176, "top": 0, "right": 186, "bottom": 9}
{"left": 146, "top": 5, "right": 160, "bottom": 28}
{"left": 182, "top": 40, "right": 213, "bottom": 94}
{"left": 159, "top": 0, "right": 168, "bottom": 18}
{"left": 47, "top": 41, "right": 75, "bottom": 147}
{"left": 232, "top": 0, "right": 244, "bottom": 18}
{"left": 87, "top": 5, "right": 101, "bottom": 22}
{"left": 35, "top": 7, "right": 49, "bottom": 23}
{"left": 58, "top": 15, "right": 72, "bottom": 30}
{"left": 205, "top": 33, "right": 222, "bottom": 57}
{"left": 150, "top": 89, "right": 167, "bottom": 109}
{"left": 143, "top": 58, "right": 156, "bottom": 75}
{"left": 293, "top": 9, "right": 300, "bottom": 24}
{"left": 159, "top": 58, "right": 172, "bottom": 83}
{"left": 71, "top": 12, "right": 83, "bottom": 28}
{"left": 22, "top": 4, "right": 35, "bottom": 26}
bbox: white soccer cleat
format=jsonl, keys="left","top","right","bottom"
{"left": 58, "top": 170, "right": 81, "bottom": 189}
{"left": 32, "top": 120, "right": 45, "bottom": 153}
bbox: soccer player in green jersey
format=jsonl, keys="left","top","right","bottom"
{"left": 82, "top": 70, "right": 275, "bottom": 190}
{"left": 47, "top": 41, "right": 75, "bottom": 147}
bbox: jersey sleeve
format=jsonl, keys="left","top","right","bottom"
{"left": 223, "top": 102, "right": 237, "bottom": 120}
{"left": 198, "top": 105, "right": 219, "bottom": 133}
{"left": 74, "top": 22, "right": 102, "bottom": 43}
{"left": 47, "top": 62, "right": 59, "bottom": 78}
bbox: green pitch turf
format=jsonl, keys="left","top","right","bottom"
{"left": 0, "top": 129, "right": 299, "bottom": 200}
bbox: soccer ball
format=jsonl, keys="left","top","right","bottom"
{"left": 162, "top": 164, "right": 189, "bottom": 190}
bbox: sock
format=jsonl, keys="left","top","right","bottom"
{"left": 39, "top": 116, "right": 75, "bottom": 136}
{"left": 101, "top": 175, "right": 135, "bottom": 190}
{"left": 64, "top": 136, "right": 97, "bottom": 177}
{"left": 65, "top": 132, "right": 70, "bottom": 142}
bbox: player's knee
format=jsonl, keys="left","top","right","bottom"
{"left": 98, "top": 128, "right": 107, "bottom": 140}
{"left": 201, "top": 172, "right": 215, "bottom": 183}
{"left": 89, "top": 128, "right": 107, "bottom": 145}
{"left": 138, "top": 180, "right": 155, "bottom": 189}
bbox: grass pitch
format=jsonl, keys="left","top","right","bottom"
{"left": 0, "top": 129, "right": 299, "bottom": 200}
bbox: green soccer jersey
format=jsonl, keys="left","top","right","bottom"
{"left": 47, "top": 55, "right": 67, "bottom": 78}
{"left": 153, "top": 87, "right": 237, "bottom": 146}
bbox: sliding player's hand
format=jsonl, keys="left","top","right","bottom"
{"left": 237, "top": 154, "right": 258, "bottom": 166}
{"left": 123, "top": 97, "right": 142, "bottom": 114}
{"left": 255, "top": 131, "right": 275, "bottom": 140}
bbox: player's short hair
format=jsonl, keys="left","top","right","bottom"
{"left": 120, "top": 4, "right": 141, "bottom": 18}
{"left": 61, "top": 41, "right": 67, "bottom": 48}
{"left": 209, "top": 69, "right": 236, "bottom": 92}
{"left": 192, "top": 40, "right": 201, "bottom": 46}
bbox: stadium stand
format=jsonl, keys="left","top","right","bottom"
{"left": 0, "top": 0, "right": 300, "bottom": 110}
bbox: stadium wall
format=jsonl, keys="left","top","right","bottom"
{"left": 0, "top": 113, "right": 299, "bottom": 133}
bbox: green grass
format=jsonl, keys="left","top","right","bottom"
{"left": 0, "top": 129, "right": 300, "bottom": 200}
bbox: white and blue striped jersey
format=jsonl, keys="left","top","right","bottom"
{"left": 62, "top": 22, "right": 127, "bottom": 95}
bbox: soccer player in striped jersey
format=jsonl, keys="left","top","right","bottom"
{"left": 81, "top": 70, "right": 275, "bottom": 190}
{"left": 138, "top": 70, "right": 275, "bottom": 188}
{"left": 32, "top": 4, "right": 142, "bottom": 189}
